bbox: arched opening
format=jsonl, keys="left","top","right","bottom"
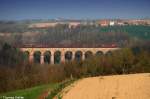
{"left": 54, "top": 51, "right": 61, "bottom": 64}
{"left": 44, "top": 51, "right": 51, "bottom": 64}
{"left": 23, "top": 51, "right": 29, "bottom": 62}
{"left": 95, "top": 51, "right": 103, "bottom": 57}
{"left": 75, "top": 51, "right": 82, "bottom": 61}
{"left": 33, "top": 51, "right": 41, "bottom": 64}
{"left": 105, "top": 51, "right": 112, "bottom": 56}
{"left": 65, "top": 51, "right": 72, "bottom": 62}
{"left": 85, "top": 51, "right": 93, "bottom": 59}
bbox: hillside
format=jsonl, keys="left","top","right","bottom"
{"left": 0, "top": 21, "right": 150, "bottom": 47}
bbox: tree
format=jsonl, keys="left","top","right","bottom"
{"left": 0, "top": 43, "right": 24, "bottom": 66}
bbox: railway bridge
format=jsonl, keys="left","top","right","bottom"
{"left": 20, "top": 47, "right": 119, "bottom": 64}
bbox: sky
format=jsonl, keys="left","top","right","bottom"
{"left": 0, "top": 0, "right": 150, "bottom": 20}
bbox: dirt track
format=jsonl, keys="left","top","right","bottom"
{"left": 62, "top": 73, "right": 150, "bottom": 99}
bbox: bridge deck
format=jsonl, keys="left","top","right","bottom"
{"left": 15, "top": 43, "right": 118, "bottom": 48}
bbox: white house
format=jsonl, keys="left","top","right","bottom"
{"left": 109, "top": 21, "right": 115, "bottom": 26}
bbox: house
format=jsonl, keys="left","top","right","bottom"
{"left": 109, "top": 21, "right": 115, "bottom": 26}
{"left": 99, "top": 20, "right": 110, "bottom": 26}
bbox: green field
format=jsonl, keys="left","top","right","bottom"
{"left": 0, "top": 83, "right": 58, "bottom": 99}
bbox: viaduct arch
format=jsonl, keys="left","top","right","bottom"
{"left": 20, "top": 47, "right": 119, "bottom": 64}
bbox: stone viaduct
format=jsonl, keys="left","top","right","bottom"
{"left": 20, "top": 47, "right": 119, "bottom": 64}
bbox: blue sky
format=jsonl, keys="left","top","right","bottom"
{"left": 0, "top": 0, "right": 150, "bottom": 20}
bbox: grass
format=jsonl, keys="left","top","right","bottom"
{"left": 0, "top": 83, "right": 58, "bottom": 99}
{"left": 0, "top": 79, "right": 76, "bottom": 99}
{"left": 46, "top": 79, "right": 76, "bottom": 99}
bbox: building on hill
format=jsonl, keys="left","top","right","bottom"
{"left": 109, "top": 21, "right": 115, "bottom": 26}
{"left": 98, "top": 20, "right": 110, "bottom": 26}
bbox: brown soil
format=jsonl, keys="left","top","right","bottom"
{"left": 62, "top": 73, "right": 150, "bottom": 99}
